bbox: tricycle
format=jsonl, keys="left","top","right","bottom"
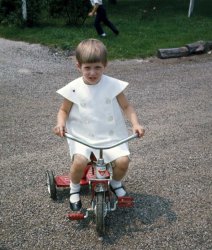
{"left": 46, "top": 133, "right": 138, "bottom": 236}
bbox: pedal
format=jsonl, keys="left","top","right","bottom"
{"left": 117, "top": 196, "right": 134, "bottom": 208}
{"left": 66, "top": 213, "right": 85, "bottom": 220}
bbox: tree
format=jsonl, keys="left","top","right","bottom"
{"left": 108, "top": 0, "right": 117, "bottom": 4}
{"left": 0, "top": 0, "right": 42, "bottom": 26}
{"left": 49, "top": 0, "right": 91, "bottom": 25}
{"left": 22, "top": 0, "right": 27, "bottom": 21}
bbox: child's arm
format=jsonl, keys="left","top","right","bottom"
{"left": 117, "top": 92, "right": 145, "bottom": 137}
{"left": 88, "top": 4, "right": 99, "bottom": 16}
{"left": 53, "top": 98, "right": 73, "bottom": 137}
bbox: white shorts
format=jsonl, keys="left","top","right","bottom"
{"left": 67, "top": 139, "right": 130, "bottom": 163}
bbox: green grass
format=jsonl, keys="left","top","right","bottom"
{"left": 0, "top": 0, "right": 211, "bottom": 59}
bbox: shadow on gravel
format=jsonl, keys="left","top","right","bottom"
{"left": 103, "top": 193, "right": 177, "bottom": 244}
{"left": 48, "top": 187, "right": 177, "bottom": 245}
{"left": 133, "top": 193, "right": 177, "bottom": 225}
{"left": 50, "top": 189, "right": 177, "bottom": 243}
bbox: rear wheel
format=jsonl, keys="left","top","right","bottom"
{"left": 46, "top": 170, "right": 57, "bottom": 200}
{"left": 95, "top": 192, "right": 106, "bottom": 236}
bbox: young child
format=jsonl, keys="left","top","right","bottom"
{"left": 88, "top": 0, "right": 119, "bottom": 37}
{"left": 53, "top": 39, "right": 145, "bottom": 211}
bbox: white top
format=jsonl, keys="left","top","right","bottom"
{"left": 57, "top": 75, "right": 130, "bottom": 162}
{"left": 90, "top": 0, "right": 102, "bottom": 6}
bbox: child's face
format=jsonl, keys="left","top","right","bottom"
{"left": 77, "top": 62, "right": 106, "bottom": 85}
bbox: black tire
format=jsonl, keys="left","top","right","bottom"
{"left": 95, "top": 192, "right": 105, "bottom": 236}
{"left": 46, "top": 170, "right": 57, "bottom": 200}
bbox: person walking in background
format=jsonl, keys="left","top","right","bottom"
{"left": 88, "top": 0, "right": 119, "bottom": 37}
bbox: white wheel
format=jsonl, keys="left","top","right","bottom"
{"left": 46, "top": 170, "right": 57, "bottom": 200}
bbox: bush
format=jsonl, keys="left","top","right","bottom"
{"left": 108, "top": 0, "right": 117, "bottom": 4}
{"left": 0, "top": 0, "right": 91, "bottom": 26}
{"left": 49, "top": 0, "right": 91, "bottom": 25}
{"left": 0, "top": 0, "right": 43, "bottom": 26}
{"left": 25, "top": 0, "right": 43, "bottom": 26}
{"left": 0, "top": 0, "right": 21, "bottom": 25}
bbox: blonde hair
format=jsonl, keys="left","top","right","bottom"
{"left": 75, "top": 39, "right": 107, "bottom": 66}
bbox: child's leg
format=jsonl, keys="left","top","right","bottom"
{"left": 70, "top": 154, "right": 88, "bottom": 184}
{"left": 69, "top": 154, "right": 88, "bottom": 211}
{"left": 111, "top": 156, "right": 129, "bottom": 197}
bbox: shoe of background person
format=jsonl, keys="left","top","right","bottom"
{"left": 100, "top": 33, "right": 106, "bottom": 37}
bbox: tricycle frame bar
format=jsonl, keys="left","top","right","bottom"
{"left": 64, "top": 133, "right": 138, "bottom": 150}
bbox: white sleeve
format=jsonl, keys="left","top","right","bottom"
{"left": 93, "top": 0, "right": 102, "bottom": 5}
{"left": 56, "top": 78, "right": 81, "bottom": 104}
{"left": 102, "top": 75, "right": 129, "bottom": 99}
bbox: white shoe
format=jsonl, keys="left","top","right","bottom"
{"left": 100, "top": 33, "right": 106, "bottom": 37}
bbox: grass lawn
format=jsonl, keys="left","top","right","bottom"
{"left": 0, "top": 0, "right": 211, "bottom": 59}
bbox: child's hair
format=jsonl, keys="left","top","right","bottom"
{"left": 75, "top": 39, "right": 107, "bottom": 66}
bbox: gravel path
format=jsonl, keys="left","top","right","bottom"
{"left": 0, "top": 38, "right": 212, "bottom": 250}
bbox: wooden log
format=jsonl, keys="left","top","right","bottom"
{"left": 157, "top": 40, "right": 212, "bottom": 59}
{"left": 206, "top": 41, "right": 212, "bottom": 50}
{"left": 157, "top": 47, "right": 189, "bottom": 59}
{"left": 186, "top": 41, "right": 207, "bottom": 54}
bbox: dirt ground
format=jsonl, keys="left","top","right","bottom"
{"left": 0, "top": 38, "right": 211, "bottom": 250}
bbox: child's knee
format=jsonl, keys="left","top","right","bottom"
{"left": 115, "top": 156, "right": 129, "bottom": 171}
{"left": 72, "top": 154, "right": 88, "bottom": 169}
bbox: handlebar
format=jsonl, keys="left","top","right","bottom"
{"left": 64, "top": 133, "right": 138, "bottom": 150}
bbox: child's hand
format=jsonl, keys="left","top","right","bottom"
{"left": 133, "top": 125, "right": 145, "bottom": 138}
{"left": 88, "top": 11, "right": 96, "bottom": 17}
{"left": 53, "top": 125, "right": 66, "bottom": 137}
{"left": 88, "top": 12, "right": 94, "bottom": 17}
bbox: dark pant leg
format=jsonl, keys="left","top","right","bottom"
{"left": 94, "top": 11, "right": 104, "bottom": 35}
{"left": 98, "top": 6, "right": 119, "bottom": 34}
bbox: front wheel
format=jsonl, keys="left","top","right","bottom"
{"left": 95, "top": 192, "right": 106, "bottom": 236}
